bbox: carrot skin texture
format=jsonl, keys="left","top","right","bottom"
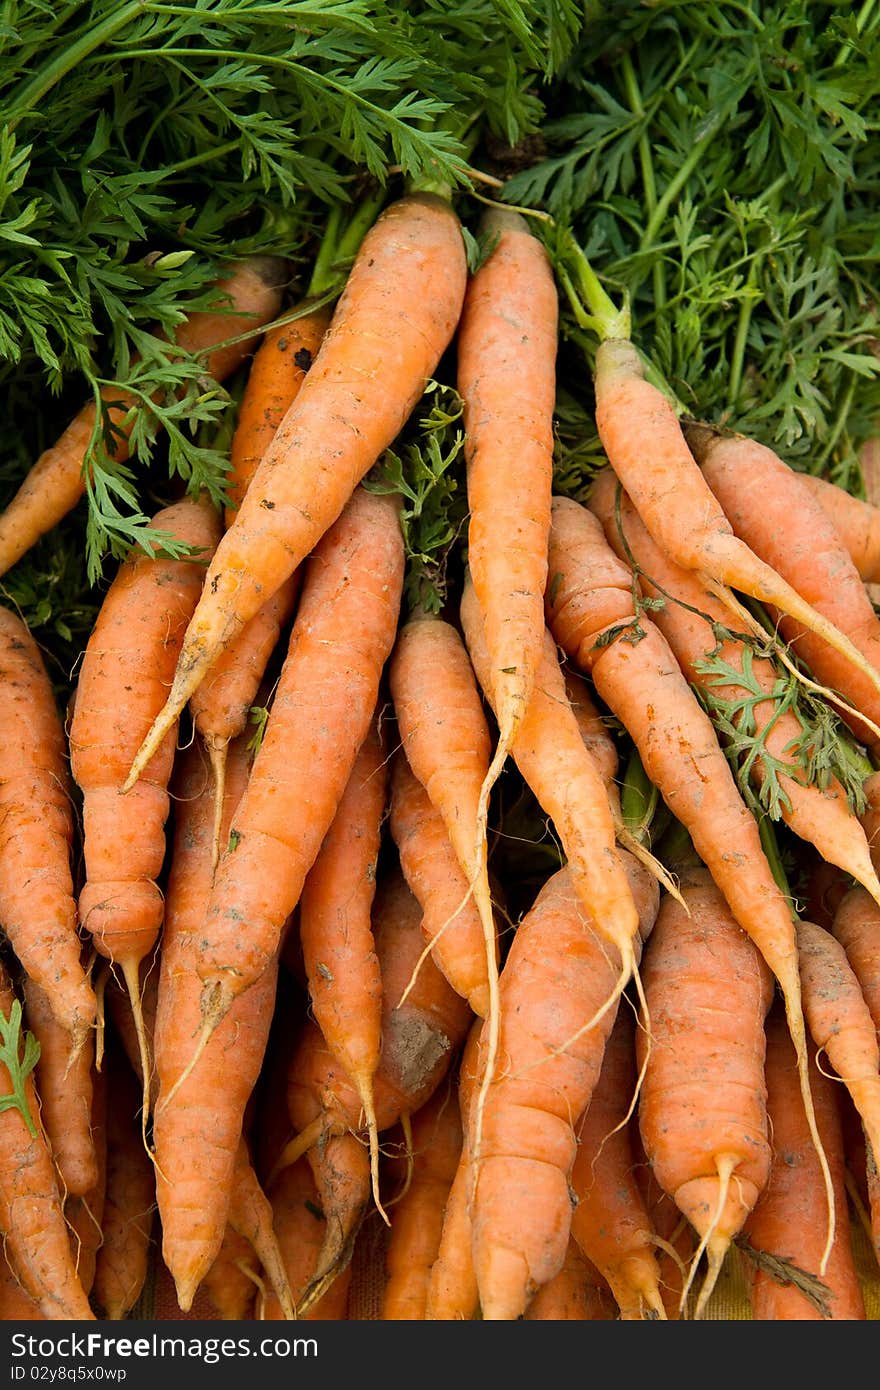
{"left": 0, "top": 607, "right": 95, "bottom": 1048}
{"left": 0, "top": 257, "right": 285, "bottom": 578}
{"left": 636, "top": 867, "right": 774, "bottom": 1317}
{"left": 91, "top": 1047, "right": 156, "bottom": 1320}
{"left": 153, "top": 735, "right": 279, "bottom": 1312}
{"left": 196, "top": 485, "right": 404, "bottom": 1029}
{"left": 570, "top": 1007, "right": 666, "bottom": 1319}
{"left": 470, "top": 852, "right": 660, "bottom": 1322}
{"left": 799, "top": 472, "right": 880, "bottom": 584}
{"left": 744, "top": 1008, "right": 866, "bottom": 1320}
{"left": 588, "top": 472, "right": 880, "bottom": 899}
{"left": 128, "top": 193, "right": 467, "bottom": 783}
{"left": 22, "top": 976, "right": 96, "bottom": 1199}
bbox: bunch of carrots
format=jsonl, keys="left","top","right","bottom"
{"left": 2, "top": 172, "right": 880, "bottom": 1325}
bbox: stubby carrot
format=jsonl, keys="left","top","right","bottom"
{"left": 124, "top": 193, "right": 468, "bottom": 791}
{"left": 636, "top": 865, "right": 775, "bottom": 1319}
{"left": 0, "top": 257, "right": 285, "bottom": 578}
{"left": 0, "top": 606, "right": 95, "bottom": 1054}
{"left": 189, "top": 305, "right": 330, "bottom": 867}
{"left": 591, "top": 341, "right": 880, "bottom": 710}
{"left": 570, "top": 1007, "right": 667, "bottom": 1319}
{"left": 91, "top": 1045, "right": 155, "bottom": 1320}
{"left": 69, "top": 491, "right": 222, "bottom": 1134}
{"left": 589, "top": 472, "right": 880, "bottom": 904}
{"left": 742, "top": 1006, "right": 866, "bottom": 1320}
{"left": 545, "top": 495, "right": 836, "bottom": 1272}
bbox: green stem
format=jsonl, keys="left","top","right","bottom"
{"left": 619, "top": 52, "right": 665, "bottom": 315}
{"left": 835, "top": 0, "right": 880, "bottom": 67}
{"left": 620, "top": 745, "right": 658, "bottom": 842}
{"left": 6, "top": 0, "right": 147, "bottom": 122}
{"left": 306, "top": 185, "right": 387, "bottom": 299}
{"left": 639, "top": 119, "right": 725, "bottom": 255}
{"left": 757, "top": 815, "right": 794, "bottom": 916}
{"left": 815, "top": 374, "right": 857, "bottom": 473}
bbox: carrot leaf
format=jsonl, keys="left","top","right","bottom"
{"left": 0, "top": 1000, "right": 41, "bottom": 1139}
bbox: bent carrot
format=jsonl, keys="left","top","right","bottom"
{"left": 69, "top": 492, "right": 221, "bottom": 1138}
{"left": 742, "top": 1005, "right": 866, "bottom": 1320}
{"left": 636, "top": 865, "right": 775, "bottom": 1319}
{"left": 125, "top": 193, "right": 468, "bottom": 790}
{"left": 545, "top": 494, "right": 835, "bottom": 1273}
{"left": 588, "top": 470, "right": 880, "bottom": 904}
{"left": 0, "top": 257, "right": 285, "bottom": 578}
{"left": 469, "top": 852, "right": 660, "bottom": 1321}
{"left": 692, "top": 428, "right": 880, "bottom": 748}
{"left": 0, "top": 606, "right": 95, "bottom": 1054}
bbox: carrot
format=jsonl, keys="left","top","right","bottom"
{"left": 298, "top": 709, "right": 387, "bottom": 1220}
{"left": 524, "top": 1239, "right": 617, "bottom": 1321}
{"left": 590, "top": 340, "right": 880, "bottom": 710}
{"left": 260, "top": 1157, "right": 354, "bottom": 1321}
{"left": 545, "top": 493, "right": 836, "bottom": 1272}
{"left": 64, "top": 1060, "right": 107, "bottom": 1300}
{"left": 152, "top": 734, "right": 279, "bottom": 1313}
{"left": 455, "top": 206, "right": 558, "bottom": 1038}
{"left": 0, "top": 964, "right": 94, "bottom": 1319}
{"left": 226, "top": 1137, "right": 295, "bottom": 1321}
{"left": 22, "top": 976, "right": 96, "bottom": 1200}
{"left": 631, "top": 1125, "right": 693, "bottom": 1320}
{"left": 69, "top": 490, "right": 222, "bottom": 1138}
{"left": 380, "top": 1079, "right": 463, "bottom": 1320}
{"left": 795, "top": 915, "right": 880, "bottom": 1262}
{"left": 831, "top": 886, "right": 880, "bottom": 1037}
{"left": 691, "top": 427, "right": 880, "bottom": 748}
{"left": 189, "top": 305, "right": 330, "bottom": 868}
{"left": 101, "top": 962, "right": 159, "bottom": 1113}
{"left": 389, "top": 747, "right": 492, "bottom": 1018}
{"left": 636, "top": 864, "right": 775, "bottom": 1319}
{"left": 0, "top": 257, "right": 285, "bottom": 579}
{"left": 388, "top": 612, "right": 496, "bottom": 1021}
{"left": 563, "top": 665, "right": 619, "bottom": 793}
{"left": 0, "top": 1253, "right": 44, "bottom": 1320}
{"left": 798, "top": 472, "right": 880, "bottom": 584}
{"left": 742, "top": 1005, "right": 866, "bottom": 1320}
{"left": 569, "top": 1006, "right": 667, "bottom": 1319}
{"left": 0, "top": 605, "right": 95, "bottom": 1054}
{"left": 91, "top": 1043, "right": 156, "bottom": 1320}
{"left": 860, "top": 769, "right": 880, "bottom": 874}
{"left": 424, "top": 1018, "right": 483, "bottom": 1321}
{"left": 278, "top": 866, "right": 473, "bottom": 1314}
{"left": 200, "top": 1226, "right": 258, "bottom": 1321}
{"left": 183, "top": 485, "right": 404, "bottom": 1082}
{"left": 124, "top": 192, "right": 468, "bottom": 790}
{"left": 468, "top": 852, "right": 659, "bottom": 1321}
{"left": 588, "top": 470, "right": 880, "bottom": 904}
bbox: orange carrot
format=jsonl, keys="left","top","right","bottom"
{"left": 22, "top": 975, "right": 96, "bottom": 1200}
{"left": 631, "top": 1125, "right": 693, "bottom": 1320}
{"left": 298, "top": 710, "right": 386, "bottom": 1218}
{"left": 188, "top": 485, "right": 404, "bottom": 1072}
{"left": 0, "top": 257, "right": 285, "bottom": 578}
{"left": 455, "top": 207, "right": 558, "bottom": 1028}
{"left": 91, "top": 1044, "right": 156, "bottom": 1320}
{"left": 380, "top": 1079, "right": 463, "bottom": 1319}
{"left": 189, "top": 305, "right": 330, "bottom": 867}
{"left": 64, "top": 1061, "right": 108, "bottom": 1300}
{"left": 588, "top": 471, "right": 880, "bottom": 904}
{"left": 832, "top": 886, "right": 880, "bottom": 1037}
{"left": 0, "top": 606, "right": 95, "bottom": 1053}
{"left": 742, "top": 1005, "right": 866, "bottom": 1320}
{"left": 636, "top": 865, "right": 775, "bottom": 1319}
{"left": 200, "top": 1227, "right": 258, "bottom": 1321}
{"left": 69, "top": 491, "right": 222, "bottom": 1135}
{"left": 125, "top": 193, "right": 468, "bottom": 790}
{"left": 152, "top": 734, "right": 279, "bottom": 1313}
{"left": 570, "top": 1006, "right": 667, "bottom": 1319}
{"left": 261, "top": 1157, "right": 354, "bottom": 1321}
{"left": 524, "top": 1239, "right": 617, "bottom": 1321}
{"left": 799, "top": 472, "right": 880, "bottom": 584}
{"left": 545, "top": 493, "right": 835, "bottom": 1272}
{"left": 591, "top": 341, "right": 880, "bottom": 709}
{"left": 692, "top": 428, "right": 880, "bottom": 747}
{"left": 469, "top": 851, "right": 660, "bottom": 1321}
{"left": 227, "top": 1137, "right": 295, "bottom": 1321}
{"left": 389, "top": 747, "right": 492, "bottom": 1019}
{"left": 0, "top": 1253, "right": 44, "bottom": 1320}
{"left": 0, "top": 963, "right": 95, "bottom": 1319}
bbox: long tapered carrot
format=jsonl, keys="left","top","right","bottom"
{"left": 227, "top": 1138, "right": 295, "bottom": 1321}
{"left": 0, "top": 257, "right": 286, "bottom": 579}
{"left": 590, "top": 341, "right": 880, "bottom": 710}
{"left": 468, "top": 852, "right": 659, "bottom": 1321}
{"left": 587, "top": 472, "right": 880, "bottom": 904}
{"left": 124, "top": 193, "right": 468, "bottom": 792}
{"left": 298, "top": 709, "right": 386, "bottom": 1221}
{"left": 22, "top": 976, "right": 96, "bottom": 1200}
{"left": 743, "top": 1005, "right": 866, "bottom": 1320}
{"left": 68, "top": 491, "right": 221, "bottom": 1139}
{"left": 0, "top": 606, "right": 95, "bottom": 1054}
{"left": 545, "top": 494, "right": 837, "bottom": 1273}
{"left": 189, "top": 305, "right": 330, "bottom": 867}
{"left": 691, "top": 428, "right": 880, "bottom": 748}
{"left": 185, "top": 486, "right": 404, "bottom": 1081}
{"left": 637, "top": 865, "right": 775, "bottom": 1320}
{"left": 152, "top": 734, "right": 279, "bottom": 1313}
{"left": 0, "top": 966, "right": 94, "bottom": 1320}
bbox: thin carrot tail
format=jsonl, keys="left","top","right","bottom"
{"left": 206, "top": 736, "right": 229, "bottom": 875}
{"left": 120, "top": 957, "right": 154, "bottom": 1159}
{"left": 266, "top": 1118, "right": 325, "bottom": 1189}
{"left": 614, "top": 819, "right": 687, "bottom": 910}
{"left": 780, "top": 967, "right": 836, "bottom": 1277}
{"left": 678, "top": 1156, "right": 737, "bottom": 1321}
{"left": 153, "top": 998, "right": 224, "bottom": 1126}
{"left": 354, "top": 1072, "right": 389, "bottom": 1228}
{"left": 123, "top": 667, "right": 200, "bottom": 793}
